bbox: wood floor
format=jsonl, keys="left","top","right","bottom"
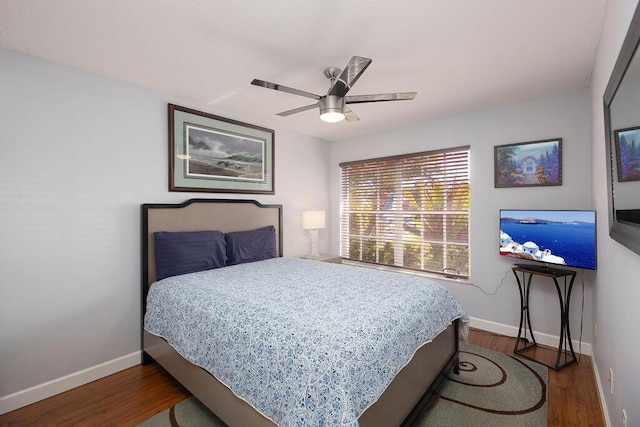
{"left": 0, "top": 328, "right": 605, "bottom": 426}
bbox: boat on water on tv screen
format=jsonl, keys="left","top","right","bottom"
{"left": 499, "top": 209, "right": 597, "bottom": 270}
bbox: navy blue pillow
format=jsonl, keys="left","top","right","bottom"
{"left": 154, "top": 230, "right": 227, "bottom": 280}
{"left": 225, "top": 226, "right": 277, "bottom": 266}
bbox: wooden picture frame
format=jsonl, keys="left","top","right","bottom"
{"left": 614, "top": 126, "right": 640, "bottom": 182}
{"left": 494, "top": 138, "right": 562, "bottom": 188}
{"left": 168, "top": 104, "right": 274, "bottom": 194}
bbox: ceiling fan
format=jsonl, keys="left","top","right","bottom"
{"left": 251, "top": 56, "right": 417, "bottom": 123}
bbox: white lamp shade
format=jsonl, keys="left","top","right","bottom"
{"left": 302, "top": 210, "right": 326, "bottom": 230}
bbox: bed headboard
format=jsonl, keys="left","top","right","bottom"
{"left": 141, "top": 198, "right": 283, "bottom": 290}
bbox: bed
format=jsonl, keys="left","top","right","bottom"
{"left": 141, "top": 198, "right": 467, "bottom": 426}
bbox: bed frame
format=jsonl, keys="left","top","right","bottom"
{"left": 141, "top": 198, "right": 459, "bottom": 426}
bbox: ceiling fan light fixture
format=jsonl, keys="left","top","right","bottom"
{"left": 319, "top": 96, "right": 345, "bottom": 123}
{"left": 252, "top": 56, "right": 416, "bottom": 123}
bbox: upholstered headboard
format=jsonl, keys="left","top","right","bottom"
{"left": 141, "top": 199, "right": 283, "bottom": 290}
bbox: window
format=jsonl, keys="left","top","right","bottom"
{"left": 339, "top": 146, "right": 470, "bottom": 279}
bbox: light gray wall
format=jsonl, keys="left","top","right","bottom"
{"left": 329, "top": 90, "right": 595, "bottom": 343}
{"left": 0, "top": 48, "right": 330, "bottom": 400}
{"left": 590, "top": 0, "right": 640, "bottom": 425}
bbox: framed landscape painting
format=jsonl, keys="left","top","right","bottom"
{"left": 168, "top": 104, "right": 274, "bottom": 194}
{"left": 494, "top": 138, "right": 562, "bottom": 188}
{"left": 614, "top": 126, "right": 640, "bottom": 182}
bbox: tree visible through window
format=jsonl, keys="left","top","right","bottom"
{"left": 339, "top": 146, "right": 470, "bottom": 279}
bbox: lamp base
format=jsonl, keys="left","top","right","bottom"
{"left": 307, "top": 229, "right": 319, "bottom": 259}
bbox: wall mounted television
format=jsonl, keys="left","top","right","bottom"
{"left": 499, "top": 209, "right": 597, "bottom": 270}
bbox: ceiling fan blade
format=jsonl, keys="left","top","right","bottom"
{"left": 344, "top": 106, "right": 360, "bottom": 122}
{"left": 327, "top": 56, "right": 372, "bottom": 97}
{"left": 251, "top": 79, "right": 320, "bottom": 100}
{"left": 276, "top": 103, "right": 319, "bottom": 117}
{"left": 345, "top": 92, "right": 417, "bottom": 104}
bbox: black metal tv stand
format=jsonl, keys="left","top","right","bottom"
{"left": 511, "top": 263, "right": 577, "bottom": 371}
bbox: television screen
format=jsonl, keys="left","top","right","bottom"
{"left": 499, "top": 210, "right": 597, "bottom": 270}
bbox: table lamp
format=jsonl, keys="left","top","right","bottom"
{"left": 302, "top": 210, "right": 325, "bottom": 259}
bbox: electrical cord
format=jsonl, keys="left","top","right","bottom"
{"left": 468, "top": 266, "right": 511, "bottom": 296}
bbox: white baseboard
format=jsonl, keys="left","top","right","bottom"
{"left": 590, "top": 355, "right": 612, "bottom": 427}
{"left": 0, "top": 351, "right": 141, "bottom": 415}
{"left": 468, "top": 316, "right": 593, "bottom": 356}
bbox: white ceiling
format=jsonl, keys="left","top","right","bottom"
{"left": 0, "top": 0, "right": 607, "bottom": 142}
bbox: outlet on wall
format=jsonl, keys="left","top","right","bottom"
{"left": 609, "top": 368, "right": 614, "bottom": 394}
{"left": 622, "top": 409, "right": 627, "bottom": 427}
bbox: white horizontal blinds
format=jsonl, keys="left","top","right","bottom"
{"left": 340, "top": 146, "right": 470, "bottom": 278}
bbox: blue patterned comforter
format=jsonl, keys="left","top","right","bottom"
{"left": 145, "top": 257, "right": 467, "bottom": 426}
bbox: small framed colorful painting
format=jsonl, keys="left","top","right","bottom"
{"left": 614, "top": 126, "right": 640, "bottom": 182}
{"left": 494, "top": 138, "right": 562, "bottom": 188}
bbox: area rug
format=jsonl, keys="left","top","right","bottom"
{"left": 416, "top": 343, "right": 547, "bottom": 426}
{"left": 136, "top": 344, "right": 547, "bottom": 426}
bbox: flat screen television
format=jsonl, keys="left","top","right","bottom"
{"left": 499, "top": 209, "right": 597, "bottom": 270}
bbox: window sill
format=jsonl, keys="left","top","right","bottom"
{"left": 341, "top": 259, "right": 472, "bottom": 285}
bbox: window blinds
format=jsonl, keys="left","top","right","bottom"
{"left": 339, "top": 146, "right": 470, "bottom": 278}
